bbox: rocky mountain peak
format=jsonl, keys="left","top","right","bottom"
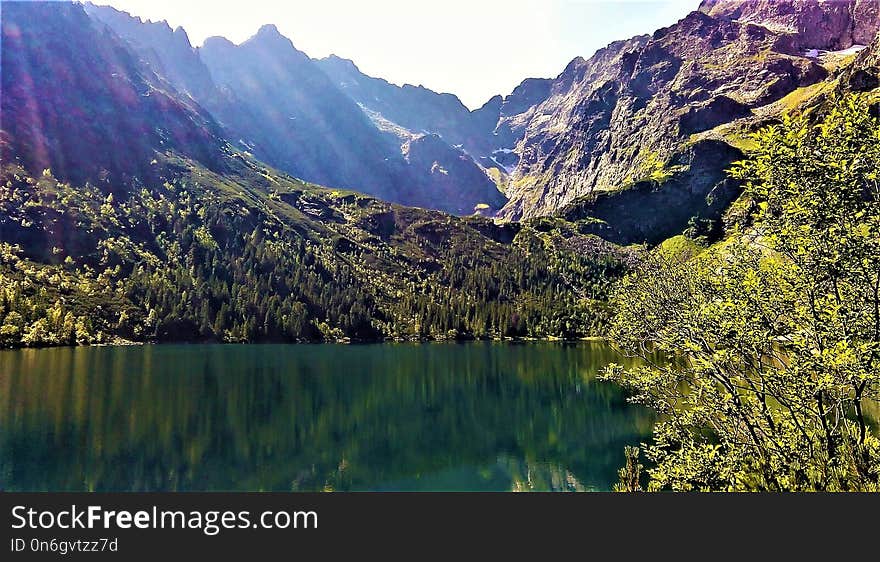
{"left": 172, "top": 25, "right": 192, "bottom": 44}
{"left": 501, "top": 78, "right": 552, "bottom": 117}
{"left": 499, "top": 1, "right": 833, "bottom": 239}
{"left": 201, "top": 35, "right": 235, "bottom": 50}
{"left": 256, "top": 23, "right": 282, "bottom": 36}
{"left": 699, "top": 0, "right": 880, "bottom": 50}
{"left": 247, "top": 23, "right": 295, "bottom": 49}
{"left": 322, "top": 54, "right": 361, "bottom": 72}
{"left": 477, "top": 95, "right": 504, "bottom": 113}
{"left": 564, "top": 56, "right": 588, "bottom": 71}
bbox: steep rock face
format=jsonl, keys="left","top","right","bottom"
{"left": 491, "top": 78, "right": 554, "bottom": 169}
{"left": 401, "top": 135, "right": 506, "bottom": 214}
{"left": 316, "top": 55, "right": 553, "bottom": 165}
{"left": 501, "top": 78, "right": 555, "bottom": 117}
{"left": 315, "top": 55, "right": 511, "bottom": 212}
{"left": 468, "top": 95, "right": 504, "bottom": 153}
{"left": 501, "top": 10, "right": 828, "bottom": 233}
{"left": 199, "top": 26, "right": 404, "bottom": 201}
{"left": 84, "top": 3, "right": 217, "bottom": 101}
{"left": 560, "top": 139, "right": 742, "bottom": 244}
{"left": 845, "top": 21, "right": 880, "bottom": 65}
{"left": 0, "top": 1, "right": 225, "bottom": 189}
{"left": 835, "top": 29, "right": 880, "bottom": 106}
{"left": 699, "top": 0, "right": 880, "bottom": 50}
{"left": 316, "top": 55, "right": 484, "bottom": 152}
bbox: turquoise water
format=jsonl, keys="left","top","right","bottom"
{"left": 0, "top": 342, "right": 654, "bottom": 491}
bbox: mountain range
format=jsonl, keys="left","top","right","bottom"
{"left": 46, "top": 1, "right": 880, "bottom": 241}
{"left": 0, "top": 0, "right": 630, "bottom": 346}
{"left": 81, "top": 4, "right": 519, "bottom": 216}
{"left": 0, "top": 0, "right": 879, "bottom": 345}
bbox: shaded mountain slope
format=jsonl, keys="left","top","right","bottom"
{"left": 490, "top": 77, "right": 554, "bottom": 166}
{"left": 197, "top": 27, "right": 507, "bottom": 215}
{"left": 0, "top": 1, "right": 226, "bottom": 190}
{"left": 317, "top": 54, "right": 553, "bottom": 171}
{"left": 198, "top": 25, "right": 404, "bottom": 202}
{"left": 82, "top": 2, "right": 216, "bottom": 102}
{"left": 401, "top": 134, "right": 507, "bottom": 214}
{"left": 316, "top": 55, "right": 485, "bottom": 153}
{"left": 85, "top": 5, "right": 508, "bottom": 215}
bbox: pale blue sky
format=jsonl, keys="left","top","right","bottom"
{"left": 95, "top": 0, "right": 697, "bottom": 109}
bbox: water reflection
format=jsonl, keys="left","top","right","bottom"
{"left": 0, "top": 342, "right": 655, "bottom": 491}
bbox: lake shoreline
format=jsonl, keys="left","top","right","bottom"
{"left": 0, "top": 335, "right": 612, "bottom": 351}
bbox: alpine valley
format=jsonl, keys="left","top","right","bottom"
{"left": 1, "top": 0, "right": 879, "bottom": 347}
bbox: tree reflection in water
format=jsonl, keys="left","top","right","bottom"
{"left": 0, "top": 342, "right": 657, "bottom": 491}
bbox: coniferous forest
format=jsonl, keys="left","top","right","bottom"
{"left": 0, "top": 153, "right": 632, "bottom": 347}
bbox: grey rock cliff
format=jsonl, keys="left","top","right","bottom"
{"left": 498, "top": 2, "right": 880, "bottom": 242}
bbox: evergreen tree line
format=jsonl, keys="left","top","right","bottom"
{"left": 0, "top": 164, "right": 631, "bottom": 348}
